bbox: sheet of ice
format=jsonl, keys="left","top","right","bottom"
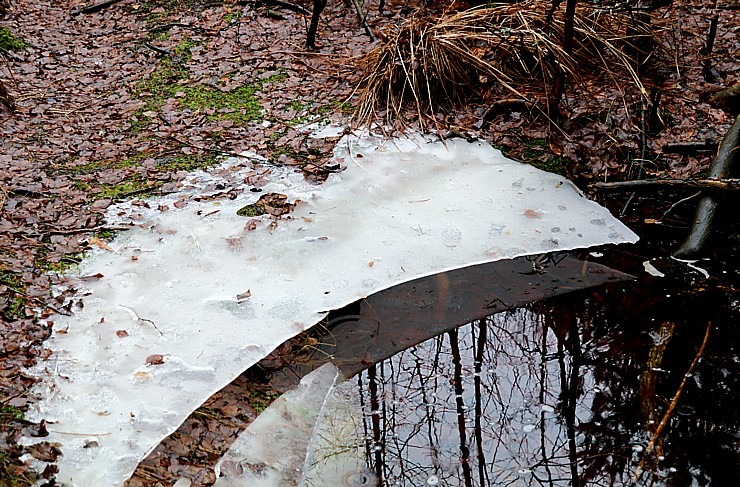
{"left": 213, "top": 363, "right": 372, "bottom": 487}
{"left": 213, "top": 363, "right": 344, "bottom": 486}
{"left": 26, "top": 132, "right": 638, "bottom": 485}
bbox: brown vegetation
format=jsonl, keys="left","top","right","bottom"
{"left": 354, "top": 1, "right": 656, "bottom": 127}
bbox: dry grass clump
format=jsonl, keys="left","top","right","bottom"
{"left": 354, "top": 1, "right": 655, "bottom": 127}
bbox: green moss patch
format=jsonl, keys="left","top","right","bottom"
{"left": 0, "top": 28, "right": 28, "bottom": 51}
{"left": 132, "top": 39, "right": 286, "bottom": 131}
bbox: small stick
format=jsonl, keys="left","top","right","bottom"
{"left": 660, "top": 191, "right": 701, "bottom": 220}
{"left": 71, "top": 0, "right": 125, "bottom": 16}
{"left": 21, "top": 225, "right": 131, "bottom": 237}
{"left": 143, "top": 43, "right": 171, "bottom": 57}
{"left": 592, "top": 178, "right": 740, "bottom": 191}
{"left": 119, "top": 304, "right": 163, "bottom": 336}
{"left": 167, "top": 135, "right": 249, "bottom": 160}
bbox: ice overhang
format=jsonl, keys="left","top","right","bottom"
{"left": 25, "top": 131, "right": 638, "bottom": 485}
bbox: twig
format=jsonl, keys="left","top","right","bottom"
{"left": 71, "top": 0, "right": 125, "bottom": 16}
{"left": 166, "top": 135, "right": 249, "bottom": 160}
{"left": 149, "top": 23, "right": 216, "bottom": 35}
{"left": 621, "top": 97, "right": 650, "bottom": 217}
{"left": 143, "top": 43, "right": 171, "bottom": 57}
{"left": 263, "top": 0, "right": 310, "bottom": 15}
{"left": 633, "top": 321, "right": 712, "bottom": 482}
{"left": 660, "top": 191, "right": 702, "bottom": 220}
{"left": 117, "top": 183, "right": 163, "bottom": 199}
{"left": 4, "top": 287, "right": 72, "bottom": 316}
{"left": 48, "top": 429, "right": 112, "bottom": 436}
{"left": 16, "top": 225, "right": 131, "bottom": 237}
{"left": 592, "top": 178, "right": 740, "bottom": 191}
{"left": 119, "top": 304, "right": 163, "bottom": 336}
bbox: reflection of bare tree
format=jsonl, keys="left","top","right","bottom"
{"left": 348, "top": 290, "right": 739, "bottom": 487}
{"left": 474, "top": 320, "right": 489, "bottom": 487}
{"left": 449, "top": 328, "right": 473, "bottom": 487}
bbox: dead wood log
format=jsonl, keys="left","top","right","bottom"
{"left": 673, "top": 113, "right": 740, "bottom": 258}
{"left": 71, "top": 0, "right": 125, "bottom": 16}
{"left": 591, "top": 178, "right": 740, "bottom": 192}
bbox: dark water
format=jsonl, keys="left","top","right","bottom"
{"left": 253, "top": 250, "right": 739, "bottom": 487}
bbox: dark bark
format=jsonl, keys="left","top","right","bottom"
{"left": 306, "top": 0, "right": 328, "bottom": 49}
{"left": 548, "top": 0, "right": 577, "bottom": 116}
{"left": 701, "top": 12, "right": 720, "bottom": 82}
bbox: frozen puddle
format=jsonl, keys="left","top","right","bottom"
{"left": 26, "top": 131, "right": 638, "bottom": 485}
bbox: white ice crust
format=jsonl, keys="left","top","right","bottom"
{"left": 27, "top": 131, "right": 638, "bottom": 485}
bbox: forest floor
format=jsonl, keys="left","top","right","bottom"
{"left": 0, "top": 0, "right": 738, "bottom": 485}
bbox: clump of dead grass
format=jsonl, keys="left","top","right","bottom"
{"left": 354, "top": 1, "right": 655, "bottom": 128}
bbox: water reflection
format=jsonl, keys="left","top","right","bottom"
{"left": 339, "top": 284, "right": 738, "bottom": 487}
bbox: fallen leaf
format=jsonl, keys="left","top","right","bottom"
{"left": 88, "top": 237, "right": 112, "bottom": 250}
{"left": 146, "top": 354, "right": 165, "bottom": 365}
{"left": 236, "top": 289, "right": 251, "bottom": 302}
{"left": 116, "top": 330, "right": 129, "bottom": 338}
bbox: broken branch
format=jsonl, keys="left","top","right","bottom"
{"left": 592, "top": 178, "right": 740, "bottom": 192}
